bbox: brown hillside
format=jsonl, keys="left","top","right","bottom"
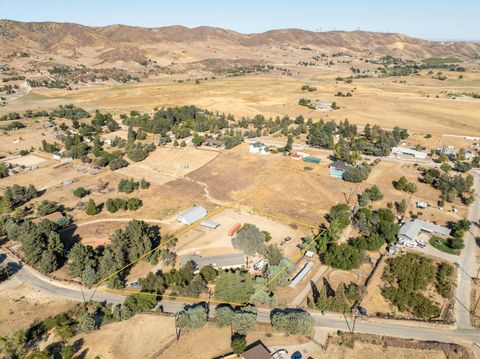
{"left": 0, "top": 19, "right": 478, "bottom": 67}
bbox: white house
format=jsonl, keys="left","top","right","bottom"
{"left": 249, "top": 142, "right": 269, "bottom": 155}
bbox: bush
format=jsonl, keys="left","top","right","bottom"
{"left": 343, "top": 164, "right": 371, "bottom": 183}
{"left": 177, "top": 305, "right": 208, "bottom": 330}
{"left": 36, "top": 200, "right": 60, "bottom": 216}
{"left": 323, "top": 243, "right": 362, "bottom": 270}
{"left": 73, "top": 187, "right": 88, "bottom": 198}
{"left": 271, "top": 310, "right": 314, "bottom": 335}
{"left": 85, "top": 199, "right": 99, "bottom": 216}
{"left": 394, "top": 176, "right": 417, "bottom": 193}
{"left": 118, "top": 178, "right": 139, "bottom": 193}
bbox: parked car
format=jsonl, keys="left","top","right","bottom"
{"left": 272, "top": 349, "right": 288, "bottom": 359}
{"left": 130, "top": 282, "right": 140, "bottom": 288}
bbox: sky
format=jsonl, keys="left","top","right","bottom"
{"left": 1, "top": 0, "right": 479, "bottom": 41}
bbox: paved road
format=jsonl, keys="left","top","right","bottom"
{"left": 3, "top": 251, "right": 479, "bottom": 350}
{"left": 455, "top": 171, "right": 480, "bottom": 329}
{"left": 162, "top": 301, "right": 480, "bottom": 345}
{"left": 1, "top": 251, "right": 124, "bottom": 305}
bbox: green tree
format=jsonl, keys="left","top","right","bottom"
{"left": 77, "top": 312, "right": 96, "bottom": 332}
{"left": 231, "top": 305, "right": 257, "bottom": 335}
{"left": 215, "top": 271, "right": 254, "bottom": 303}
{"left": 177, "top": 305, "right": 208, "bottom": 330}
{"left": 215, "top": 306, "right": 234, "bottom": 328}
{"left": 271, "top": 310, "right": 314, "bottom": 335}
{"left": 85, "top": 199, "right": 99, "bottom": 216}
{"left": 231, "top": 333, "right": 247, "bottom": 357}
{"left": 232, "top": 224, "right": 266, "bottom": 256}
{"left": 36, "top": 200, "right": 59, "bottom": 216}
{"left": 73, "top": 187, "right": 88, "bottom": 198}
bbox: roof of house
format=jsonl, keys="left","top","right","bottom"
{"left": 180, "top": 253, "right": 244, "bottom": 269}
{"left": 329, "top": 160, "right": 351, "bottom": 172}
{"left": 206, "top": 138, "right": 225, "bottom": 146}
{"left": 176, "top": 205, "right": 207, "bottom": 224}
{"left": 250, "top": 142, "right": 266, "bottom": 148}
{"left": 398, "top": 219, "right": 451, "bottom": 241}
{"left": 242, "top": 341, "right": 271, "bottom": 359}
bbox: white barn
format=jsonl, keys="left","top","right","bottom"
{"left": 249, "top": 142, "right": 269, "bottom": 155}
{"left": 176, "top": 205, "right": 207, "bottom": 225}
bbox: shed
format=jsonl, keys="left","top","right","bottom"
{"left": 228, "top": 222, "right": 241, "bottom": 236}
{"left": 289, "top": 262, "right": 314, "bottom": 287}
{"left": 176, "top": 205, "right": 207, "bottom": 225}
{"left": 303, "top": 156, "right": 321, "bottom": 164}
{"left": 200, "top": 219, "right": 220, "bottom": 229}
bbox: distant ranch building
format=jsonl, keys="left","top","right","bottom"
{"left": 392, "top": 147, "right": 428, "bottom": 159}
{"left": 249, "top": 142, "right": 269, "bottom": 155}
{"left": 176, "top": 205, "right": 207, "bottom": 225}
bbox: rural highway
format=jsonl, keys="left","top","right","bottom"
{"left": 455, "top": 171, "right": 480, "bottom": 329}
{"left": 0, "top": 251, "right": 124, "bottom": 305}
{"left": 2, "top": 250, "right": 480, "bottom": 350}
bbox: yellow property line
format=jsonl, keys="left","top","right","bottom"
{"left": 245, "top": 229, "right": 324, "bottom": 305}
{"left": 100, "top": 287, "right": 244, "bottom": 307}
{"left": 92, "top": 206, "right": 225, "bottom": 288}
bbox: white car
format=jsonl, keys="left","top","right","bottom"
{"left": 272, "top": 349, "right": 288, "bottom": 359}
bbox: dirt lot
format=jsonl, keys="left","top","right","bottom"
{"left": 3, "top": 153, "right": 48, "bottom": 167}
{"left": 0, "top": 118, "right": 58, "bottom": 156}
{"left": 116, "top": 146, "right": 219, "bottom": 185}
{"left": 0, "top": 279, "right": 75, "bottom": 336}
{"left": 189, "top": 143, "right": 352, "bottom": 226}
{"left": 72, "top": 314, "right": 177, "bottom": 359}
{"left": 176, "top": 207, "right": 307, "bottom": 258}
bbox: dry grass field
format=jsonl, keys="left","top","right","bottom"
{"left": 0, "top": 280, "right": 75, "bottom": 336}
{"left": 189, "top": 143, "right": 351, "bottom": 226}
{"left": 2, "top": 68, "right": 480, "bottom": 136}
{"left": 116, "top": 146, "right": 219, "bottom": 185}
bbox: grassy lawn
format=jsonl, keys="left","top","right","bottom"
{"left": 429, "top": 236, "right": 459, "bottom": 255}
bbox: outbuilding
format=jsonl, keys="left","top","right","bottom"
{"left": 200, "top": 219, "right": 220, "bottom": 229}
{"left": 289, "top": 262, "right": 314, "bottom": 287}
{"left": 176, "top": 205, "right": 207, "bottom": 225}
{"left": 249, "top": 142, "right": 269, "bottom": 155}
{"left": 392, "top": 147, "right": 428, "bottom": 159}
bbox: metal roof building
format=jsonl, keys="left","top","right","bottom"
{"left": 176, "top": 205, "right": 207, "bottom": 225}
{"left": 180, "top": 253, "right": 245, "bottom": 270}
{"left": 200, "top": 219, "right": 220, "bottom": 229}
{"left": 392, "top": 147, "right": 428, "bottom": 159}
{"left": 398, "top": 219, "right": 451, "bottom": 242}
{"left": 289, "top": 262, "right": 314, "bottom": 287}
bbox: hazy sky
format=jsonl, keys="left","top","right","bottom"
{"left": 1, "top": 0, "right": 479, "bottom": 41}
